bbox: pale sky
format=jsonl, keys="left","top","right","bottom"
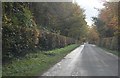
{"left": 75, "top": 0, "right": 105, "bottom": 26}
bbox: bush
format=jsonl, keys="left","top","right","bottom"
{"left": 98, "top": 37, "right": 118, "bottom": 51}
{"left": 2, "top": 25, "right": 39, "bottom": 62}
{"left": 37, "top": 30, "right": 76, "bottom": 50}
{"left": 2, "top": 2, "right": 77, "bottom": 63}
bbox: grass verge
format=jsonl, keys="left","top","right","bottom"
{"left": 98, "top": 46, "right": 119, "bottom": 57}
{"left": 2, "top": 44, "right": 79, "bottom": 76}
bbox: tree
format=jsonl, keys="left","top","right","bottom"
{"left": 88, "top": 26, "right": 99, "bottom": 44}
{"left": 2, "top": 2, "right": 39, "bottom": 60}
{"left": 93, "top": 2, "right": 118, "bottom": 38}
{"left": 30, "top": 2, "right": 88, "bottom": 40}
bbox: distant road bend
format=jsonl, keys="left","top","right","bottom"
{"left": 42, "top": 43, "right": 118, "bottom": 76}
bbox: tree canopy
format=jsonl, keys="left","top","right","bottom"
{"left": 30, "top": 2, "right": 88, "bottom": 40}
{"left": 2, "top": 2, "right": 88, "bottom": 61}
{"left": 92, "top": 2, "right": 118, "bottom": 38}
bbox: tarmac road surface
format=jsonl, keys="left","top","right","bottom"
{"left": 42, "top": 43, "right": 118, "bottom": 76}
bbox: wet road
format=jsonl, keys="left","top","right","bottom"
{"left": 42, "top": 44, "right": 118, "bottom": 76}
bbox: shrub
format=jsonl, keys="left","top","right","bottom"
{"left": 98, "top": 37, "right": 118, "bottom": 51}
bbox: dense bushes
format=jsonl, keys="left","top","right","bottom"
{"left": 2, "top": 26, "right": 39, "bottom": 60}
{"left": 98, "top": 37, "right": 118, "bottom": 51}
{"left": 92, "top": 2, "right": 119, "bottom": 52}
{"left": 2, "top": 3, "right": 78, "bottom": 63}
{"left": 2, "top": 25, "right": 76, "bottom": 62}
{"left": 37, "top": 30, "right": 76, "bottom": 50}
{"left": 37, "top": 31, "right": 75, "bottom": 50}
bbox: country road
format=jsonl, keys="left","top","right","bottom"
{"left": 42, "top": 43, "right": 118, "bottom": 76}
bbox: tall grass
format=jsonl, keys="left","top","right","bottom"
{"left": 2, "top": 44, "right": 79, "bottom": 76}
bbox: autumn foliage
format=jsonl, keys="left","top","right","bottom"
{"left": 92, "top": 2, "right": 118, "bottom": 51}
{"left": 2, "top": 2, "right": 86, "bottom": 62}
